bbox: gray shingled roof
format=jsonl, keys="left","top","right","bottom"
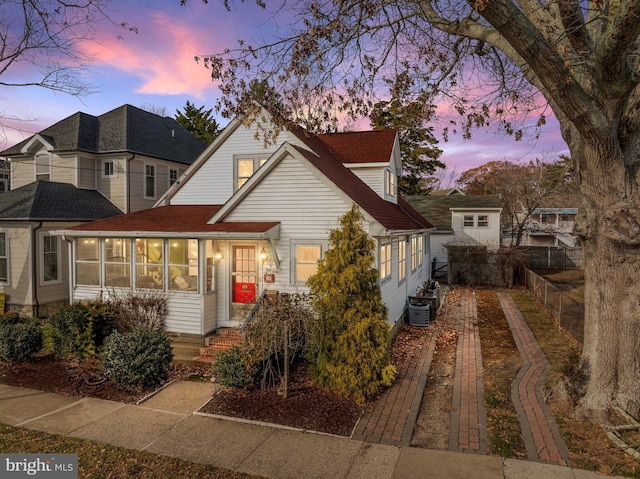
{"left": 404, "top": 195, "right": 503, "bottom": 231}
{"left": 0, "top": 181, "right": 123, "bottom": 221}
{"left": 1, "top": 105, "right": 207, "bottom": 165}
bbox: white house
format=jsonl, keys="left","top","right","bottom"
{"left": 52, "top": 112, "right": 434, "bottom": 347}
{"left": 405, "top": 194, "right": 503, "bottom": 276}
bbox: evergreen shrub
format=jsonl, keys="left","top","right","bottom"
{"left": 211, "top": 346, "right": 250, "bottom": 388}
{"left": 0, "top": 320, "right": 43, "bottom": 363}
{"left": 101, "top": 330, "right": 173, "bottom": 389}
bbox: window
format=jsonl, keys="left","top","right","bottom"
{"left": 205, "top": 240, "right": 216, "bottom": 292}
{"left": 0, "top": 174, "right": 8, "bottom": 192}
{"left": 411, "top": 236, "right": 419, "bottom": 271}
{"left": 463, "top": 215, "right": 474, "bottom": 227}
{"left": 42, "top": 235, "right": 59, "bottom": 283}
{"left": 379, "top": 242, "right": 391, "bottom": 281}
{"left": 168, "top": 239, "right": 198, "bottom": 291}
{"left": 135, "top": 238, "right": 163, "bottom": 289}
{"left": 417, "top": 235, "right": 424, "bottom": 267}
{"left": 169, "top": 168, "right": 179, "bottom": 186}
{"left": 398, "top": 238, "right": 406, "bottom": 282}
{"left": 76, "top": 238, "right": 100, "bottom": 286}
{"left": 385, "top": 168, "right": 396, "bottom": 197}
{"left": 144, "top": 163, "right": 156, "bottom": 199}
{"left": 35, "top": 152, "right": 51, "bottom": 181}
{"left": 560, "top": 214, "right": 570, "bottom": 222}
{"left": 102, "top": 160, "right": 117, "bottom": 178}
{"left": 294, "top": 244, "right": 321, "bottom": 283}
{"left": 104, "top": 238, "right": 131, "bottom": 287}
{"left": 0, "top": 232, "right": 7, "bottom": 282}
{"left": 234, "top": 155, "right": 268, "bottom": 190}
{"left": 540, "top": 213, "right": 551, "bottom": 223}
{"left": 477, "top": 215, "right": 489, "bottom": 227}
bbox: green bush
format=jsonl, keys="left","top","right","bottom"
{"left": 48, "top": 302, "right": 116, "bottom": 361}
{"left": 101, "top": 330, "right": 173, "bottom": 389}
{"left": 0, "top": 312, "right": 21, "bottom": 327}
{"left": 0, "top": 320, "right": 43, "bottom": 363}
{"left": 211, "top": 346, "right": 250, "bottom": 388}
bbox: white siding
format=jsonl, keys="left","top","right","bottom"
{"left": 0, "top": 224, "right": 32, "bottom": 307}
{"left": 170, "top": 124, "right": 305, "bottom": 205}
{"left": 164, "top": 292, "right": 204, "bottom": 335}
{"left": 348, "top": 166, "right": 385, "bottom": 198}
{"left": 451, "top": 210, "right": 502, "bottom": 250}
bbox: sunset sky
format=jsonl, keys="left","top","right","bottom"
{"left": 1, "top": 0, "right": 569, "bottom": 178}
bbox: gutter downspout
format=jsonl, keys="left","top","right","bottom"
{"left": 126, "top": 153, "right": 136, "bottom": 213}
{"left": 32, "top": 221, "right": 43, "bottom": 317}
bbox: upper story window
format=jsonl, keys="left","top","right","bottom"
{"left": 0, "top": 176, "right": 7, "bottom": 192}
{"left": 463, "top": 215, "right": 474, "bottom": 227}
{"left": 384, "top": 168, "right": 396, "bottom": 197}
{"left": 0, "top": 232, "right": 7, "bottom": 282}
{"left": 234, "top": 155, "right": 268, "bottom": 191}
{"left": 35, "top": 152, "right": 51, "bottom": 181}
{"left": 102, "top": 160, "right": 117, "bottom": 178}
{"left": 144, "top": 163, "right": 156, "bottom": 199}
{"left": 379, "top": 242, "right": 391, "bottom": 281}
{"left": 169, "top": 168, "right": 179, "bottom": 186}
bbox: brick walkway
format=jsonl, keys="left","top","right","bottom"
{"left": 449, "top": 289, "right": 488, "bottom": 454}
{"left": 353, "top": 287, "right": 568, "bottom": 466}
{"left": 351, "top": 317, "right": 439, "bottom": 446}
{"left": 497, "top": 292, "right": 569, "bottom": 465}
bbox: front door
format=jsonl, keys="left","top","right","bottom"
{"left": 232, "top": 245, "right": 257, "bottom": 303}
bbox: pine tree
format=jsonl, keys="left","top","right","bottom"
{"left": 175, "top": 101, "right": 221, "bottom": 144}
{"left": 306, "top": 204, "right": 396, "bottom": 404}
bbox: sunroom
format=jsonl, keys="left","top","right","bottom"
{"left": 52, "top": 205, "right": 281, "bottom": 339}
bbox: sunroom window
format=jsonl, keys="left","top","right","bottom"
{"left": 76, "top": 238, "right": 100, "bottom": 286}
{"left": 105, "top": 238, "right": 131, "bottom": 287}
{"left": 169, "top": 239, "right": 198, "bottom": 291}
{"left": 135, "top": 238, "right": 163, "bottom": 289}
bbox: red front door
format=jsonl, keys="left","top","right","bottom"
{"left": 232, "top": 245, "right": 257, "bottom": 303}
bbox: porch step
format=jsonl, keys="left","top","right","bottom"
{"left": 200, "top": 328, "right": 243, "bottom": 357}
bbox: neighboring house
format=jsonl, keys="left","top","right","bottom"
{"left": 0, "top": 182, "right": 122, "bottom": 316}
{"left": 0, "top": 105, "right": 207, "bottom": 316}
{"left": 1, "top": 104, "right": 207, "bottom": 213}
{"left": 0, "top": 159, "right": 9, "bottom": 191}
{"left": 52, "top": 111, "right": 434, "bottom": 343}
{"left": 429, "top": 187, "right": 466, "bottom": 196}
{"left": 521, "top": 207, "right": 579, "bottom": 247}
{"left": 405, "top": 194, "right": 503, "bottom": 265}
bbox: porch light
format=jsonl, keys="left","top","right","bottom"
{"left": 260, "top": 247, "right": 268, "bottom": 262}
{"left": 214, "top": 247, "right": 224, "bottom": 262}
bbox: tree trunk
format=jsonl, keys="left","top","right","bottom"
{"left": 573, "top": 133, "right": 640, "bottom": 422}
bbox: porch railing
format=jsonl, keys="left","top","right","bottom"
{"left": 239, "top": 288, "right": 269, "bottom": 333}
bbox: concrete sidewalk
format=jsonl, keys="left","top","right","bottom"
{"left": 0, "top": 380, "right": 624, "bottom": 479}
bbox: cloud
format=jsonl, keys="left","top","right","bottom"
{"left": 79, "top": 10, "right": 224, "bottom": 98}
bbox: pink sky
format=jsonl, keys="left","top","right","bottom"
{"left": 0, "top": 0, "right": 569, "bottom": 177}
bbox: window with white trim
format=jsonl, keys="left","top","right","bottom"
{"left": 144, "top": 163, "right": 156, "bottom": 198}
{"left": 398, "top": 237, "right": 406, "bottom": 282}
{"left": 234, "top": 155, "right": 269, "bottom": 191}
{"left": 0, "top": 232, "right": 7, "bottom": 282}
{"left": 411, "top": 236, "right": 419, "bottom": 271}
{"left": 463, "top": 215, "right": 474, "bottom": 227}
{"left": 417, "top": 235, "right": 424, "bottom": 267}
{"left": 384, "top": 168, "right": 396, "bottom": 197}
{"left": 102, "top": 160, "right": 117, "bottom": 178}
{"left": 169, "top": 238, "right": 199, "bottom": 291}
{"left": 42, "top": 234, "right": 60, "bottom": 283}
{"left": 104, "top": 238, "right": 131, "bottom": 287}
{"left": 76, "top": 238, "right": 100, "bottom": 286}
{"left": 294, "top": 244, "right": 322, "bottom": 283}
{"left": 35, "top": 152, "right": 51, "bottom": 181}
{"left": 477, "top": 215, "right": 489, "bottom": 227}
{"left": 169, "top": 168, "right": 179, "bottom": 186}
{"left": 379, "top": 242, "right": 391, "bottom": 281}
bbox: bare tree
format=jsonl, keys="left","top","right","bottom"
{"left": 185, "top": 0, "right": 640, "bottom": 421}
{"left": 0, "top": 1, "right": 135, "bottom": 132}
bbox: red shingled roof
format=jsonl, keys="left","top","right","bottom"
{"left": 312, "top": 129, "right": 397, "bottom": 164}
{"left": 67, "top": 205, "right": 279, "bottom": 234}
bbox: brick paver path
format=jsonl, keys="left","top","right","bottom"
{"left": 497, "top": 291, "right": 569, "bottom": 465}
{"left": 449, "top": 289, "right": 488, "bottom": 454}
{"left": 352, "top": 321, "right": 438, "bottom": 446}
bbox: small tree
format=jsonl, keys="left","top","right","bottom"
{"left": 306, "top": 204, "right": 396, "bottom": 404}
{"left": 175, "top": 101, "right": 221, "bottom": 144}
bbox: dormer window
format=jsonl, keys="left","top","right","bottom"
{"left": 35, "top": 152, "right": 51, "bottom": 181}
{"left": 384, "top": 168, "right": 396, "bottom": 197}
{"left": 102, "top": 160, "right": 117, "bottom": 178}
{"left": 234, "top": 154, "right": 268, "bottom": 191}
